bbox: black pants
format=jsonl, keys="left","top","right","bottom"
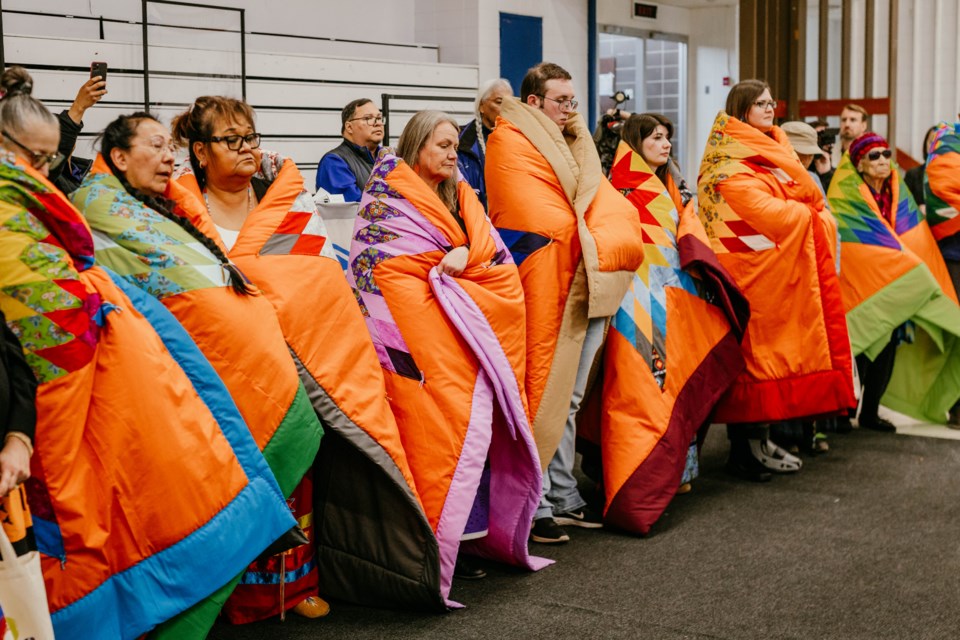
{"left": 855, "top": 337, "right": 897, "bottom": 423}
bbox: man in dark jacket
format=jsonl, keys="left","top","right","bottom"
{"left": 315, "top": 98, "right": 384, "bottom": 201}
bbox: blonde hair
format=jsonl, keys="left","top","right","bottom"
{"left": 396, "top": 110, "right": 460, "bottom": 212}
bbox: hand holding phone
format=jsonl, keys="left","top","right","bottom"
{"left": 90, "top": 61, "right": 108, "bottom": 82}
{"left": 67, "top": 64, "right": 108, "bottom": 124}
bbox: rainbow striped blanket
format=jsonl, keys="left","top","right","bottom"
{"left": 827, "top": 152, "right": 960, "bottom": 423}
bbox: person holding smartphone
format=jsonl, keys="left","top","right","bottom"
{"left": 48, "top": 64, "right": 107, "bottom": 193}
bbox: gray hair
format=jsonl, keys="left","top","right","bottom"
{"left": 474, "top": 78, "right": 513, "bottom": 116}
{"left": 0, "top": 66, "right": 57, "bottom": 139}
{"left": 397, "top": 110, "right": 460, "bottom": 213}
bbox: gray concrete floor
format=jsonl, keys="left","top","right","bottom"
{"left": 212, "top": 413, "right": 960, "bottom": 640}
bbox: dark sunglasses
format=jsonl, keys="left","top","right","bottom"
{"left": 1, "top": 129, "right": 64, "bottom": 171}
{"left": 867, "top": 149, "right": 892, "bottom": 161}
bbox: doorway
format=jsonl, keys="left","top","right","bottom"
{"left": 598, "top": 28, "right": 687, "bottom": 169}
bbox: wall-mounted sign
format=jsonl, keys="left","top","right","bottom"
{"left": 633, "top": 2, "right": 658, "bottom": 19}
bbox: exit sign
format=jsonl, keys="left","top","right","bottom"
{"left": 633, "top": 2, "right": 658, "bottom": 19}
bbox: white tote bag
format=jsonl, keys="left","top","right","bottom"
{"left": 0, "top": 522, "right": 55, "bottom": 640}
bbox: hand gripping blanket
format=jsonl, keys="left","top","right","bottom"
{"left": 828, "top": 153, "right": 960, "bottom": 423}
{"left": 174, "top": 152, "right": 448, "bottom": 610}
{"left": 0, "top": 156, "right": 294, "bottom": 639}
{"left": 924, "top": 122, "right": 960, "bottom": 242}
{"left": 578, "top": 144, "right": 748, "bottom": 534}
{"left": 71, "top": 157, "right": 323, "bottom": 632}
{"left": 485, "top": 99, "right": 645, "bottom": 469}
{"left": 349, "top": 152, "right": 549, "bottom": 606}
{"left": 698, "top": 112, "right": 855, "bottom": 422}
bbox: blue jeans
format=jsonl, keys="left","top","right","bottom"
{"left": 536, "top": 317, "right": 606, "bottom": 520}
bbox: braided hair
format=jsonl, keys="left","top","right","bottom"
{"left": 98, "top": 112, "right": 254, "bottom": 295}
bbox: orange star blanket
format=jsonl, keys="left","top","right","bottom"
{"left": 578, "top": 144, "right": 748, "bottom": 534}
{"left": 697, "top": 113, "right": 855, "bottom": 421}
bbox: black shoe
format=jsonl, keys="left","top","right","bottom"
{"left": 454, "top": 555, "right": 486, "bottom": 580}
{"left": 529, "top": 517, "right": 570, "bottom": 544}
{"left": 725, "top": 454, "right": 773, "bottom": 483}
{"left": 553, "top": 506, "right": 603, "bottom": 529}
{"left": 860, "top": 416, "right": 896, "bottom": 432}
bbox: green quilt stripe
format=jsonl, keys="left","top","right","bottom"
{"left": 262, "top": 381, "right": 324, "bottom": 497}
{"left": 846, "top": 264, "right": 942, "bottom": 357}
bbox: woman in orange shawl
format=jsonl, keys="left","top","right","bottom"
{"left": 576, "top": 112, "right": 747, "bottom": 533}
{"left": 168, "top": 97, "right": 451, "bottom": 614}
{"left": 347, "top": 110, "right": 547, "bottom": 604}
{"left": 697, "top": 80, "right": 855, "bottom": 481}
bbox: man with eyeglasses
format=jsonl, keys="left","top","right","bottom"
{"left": 486, "top": 62, "right": 645, "bottom": 545}
{"left": 315, "top": 98, "right": 384, "bottom": 201}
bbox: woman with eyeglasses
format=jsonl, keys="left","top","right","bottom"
{"left": 70, "top": 109, "right": 326, "bottom": 629}
{"left": 0, "top": 68, "right": 301, "bottom": 638}
{"left": 697, "top": 79, "right": 856, "bottom": 482}
{"left": 825, "top": 132, "right": 960, "bottom": 430}
{"left": 167, "top": 96, "right": 455, "bottom": 616}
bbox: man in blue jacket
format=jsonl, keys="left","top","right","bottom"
{"left": 316, "top": 98, "right": 384, "bottom": 201}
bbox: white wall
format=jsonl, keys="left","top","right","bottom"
{"left": 687, "top": 6, "right": 738, "bottom": 182}
{"left": 898, "top": 0, "right": 960, "bottom": 160}
{"left": 477, "top": 1, "right": 589, "bottom": 103}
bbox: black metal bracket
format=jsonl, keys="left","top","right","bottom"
{"left": 141, "top": 0, "right": 246, "bottom": 113}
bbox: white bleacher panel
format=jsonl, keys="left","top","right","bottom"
{"left": 3, "top": 7, "right": 438, "bottom": 65}
{"left": 249, "top": 51, "right": 476, "bottom": 89}
{"left": 5, "top": 19, "right": 479, "bottom": 195}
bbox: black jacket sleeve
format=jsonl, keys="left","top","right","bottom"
{"left": 1, "top": 319, "right": 38, "bottom": 442}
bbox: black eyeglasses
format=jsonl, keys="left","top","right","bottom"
{"left": 753, "top": 100, "right": 778, "bottom": 110}
{"left": 207, "top": 132, "right": 262, "bottom": 151}
{"left": 348, "top": 115, "right": 384, "bottom": 126}
{"left": 866, "top": 149, "right": 893, "bottom": 161}
{"left": 1, "top": 129, "right": 63, "bottom": 171}
{"left": 537, "top": 95, "right": 578, "bottom": 112}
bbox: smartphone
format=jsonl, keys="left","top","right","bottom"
{"left": 90, "top": 61, "right": 108, "bottom": 83}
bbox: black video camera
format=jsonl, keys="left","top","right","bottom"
{"left": 818, "top": 127, "right": 839, "bottom": 150}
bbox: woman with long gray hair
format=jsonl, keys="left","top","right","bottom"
{"left": 348, "top": 109, "right": 547, "bottom": 595}
{"left": 457, "top": 78, "right": 512, "bottom": 208}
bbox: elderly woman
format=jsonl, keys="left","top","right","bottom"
{"left": 576, "top": 112, "right": 747, "bottom": 532}
{"left": 168, "top": 96, "right": 465, "bottom": 612}
{"left": 348, "top": 110, "right": 547, "bottom": 601}
{"left": 698, "top": 79, "right": 855, "bottom": 481}
{"left": 826, "top": 132, "right": 960, "bottom": 428}
{"left": 0, "top": 68, "right": 295, "bottom": 639}
{"left": 71, "top": 111, "right": 325, "bottom": 627}
{"left": 457, "top": 78, "right": 512, "bottom": 208}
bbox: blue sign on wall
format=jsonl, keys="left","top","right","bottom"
{"left": 499, "top": 12, "right": 543, "bottom": 97}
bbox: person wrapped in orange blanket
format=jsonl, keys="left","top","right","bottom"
{"left": 485, "top": 62, "right": 645, "bottom": 543}
{"left": 169, "top": 96, "right": 454, "bottom": 614}
{"left": 697, "top": 80, "right": 855, "bottom": 482}
{"left": 576, "top": 113, "right": 748, "bottom": 534}
{"left": 826, "top": 132, "right": 960, "bottom": 428}
{"left": 347, "top": 111, "right": 549, "bottom": 604}
{"left": 0, "top": 70, "right": 295, "bottom": 639}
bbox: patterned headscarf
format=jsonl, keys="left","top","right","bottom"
{"left": 849, "top": 132, "right": 888, "bottom": 167}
